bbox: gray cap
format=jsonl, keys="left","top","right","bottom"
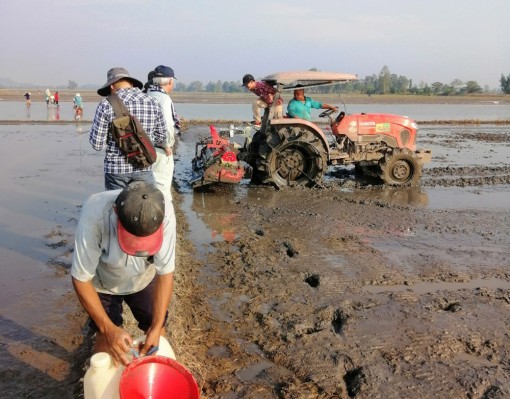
{"left": 97, "top": 67, "right": 144, "bottom": 96}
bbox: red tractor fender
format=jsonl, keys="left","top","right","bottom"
{"left": 269, "top": 118, "right": 330, "bottom": 157}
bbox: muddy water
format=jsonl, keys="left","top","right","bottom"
{"left": 174, "top": 124, "right": 510, "bottom": 398}
{"left": 0, "top": 124, "right": 102, "bottom": 398}
{"left": 0, "top": 121, "right": 509, "bottom": 398}
{"left": 1, "top": 101, "right": 510, "bottom": 122}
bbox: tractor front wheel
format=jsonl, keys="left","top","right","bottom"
{"left": 379, "top": 148, "right": 422, "bottom": 185}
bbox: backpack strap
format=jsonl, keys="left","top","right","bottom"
{"left": 106, "top": 93, "right": 129, "bottom": 118}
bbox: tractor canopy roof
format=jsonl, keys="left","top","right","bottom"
{"left": 262, "top": 71, "right": 358, "bottom": 90}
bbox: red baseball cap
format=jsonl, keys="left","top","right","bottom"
{"left": 115, "top": 182, "right": 165, "bottom": 257}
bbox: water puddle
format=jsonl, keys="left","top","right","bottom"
{"left": 425, "top": 185, "right": 510, "bottom": 209}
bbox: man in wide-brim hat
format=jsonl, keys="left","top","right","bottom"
{"left": 90, "top": 67, "right": 169, "bottom": 190}
{"left": 96, "top": 67, "right": 144, "bottom": 96}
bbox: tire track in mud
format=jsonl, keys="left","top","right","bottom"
{"left": 183, "top": 183, "right": 510, "bottom": 398}
{"left": 422, "top": 165, "right": 510, "bottom": 187}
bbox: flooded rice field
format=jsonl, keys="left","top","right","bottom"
{"left": 0, "top": 121, "right": 509, "bottom": 398}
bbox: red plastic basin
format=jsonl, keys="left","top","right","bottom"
{"left": 119, "top": 356, "right": 199, "bottom": 399}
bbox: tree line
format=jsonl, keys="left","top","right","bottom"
{"left": 170, "top": 66, "right": 508, "bottom": 96}
{"left": 63, "top": 66, "right": 509, "bottom": 95}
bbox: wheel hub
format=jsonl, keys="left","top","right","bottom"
{"left": 278, "top": 150, "right": 305, "bottom": 179}
{"left": 392, "top": 161, "right": 411, "bottom": 181}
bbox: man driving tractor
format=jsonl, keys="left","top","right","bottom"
{"left": 287, "top": 85, "right": 338, "bottom": 121}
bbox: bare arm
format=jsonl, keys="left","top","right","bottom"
{"left": 140, "top": 272, "right": 174, "bottom": 356}
{"left": 322, "top": 103, "right": 338, "bottom": 112}
{"left": 72, "top": 277, "right": 133, "bottom": 365}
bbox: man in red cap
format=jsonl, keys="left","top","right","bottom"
{"left": 71, "top": 181, "right": 176, "bottom": 366}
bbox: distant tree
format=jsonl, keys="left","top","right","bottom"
{"left": 363, "top": 74, "right": 377, "bottom": 95}
{"left": 414, "top": 81, "right": 431, "bottom": 95}
{"left": 215, "top": 80, "right": 223, "bottom": 92}
{"left": 431, "top": 82, "right": 444, "bottom": 95}
{"left": 389, "top": 74, "right": 399, "bottom": 93}
{"left": 450, "top": 79, "right": 464, "bottom": 94}
{"left": 395, "top": 75, "right": 410, "bottom": 94}
{"left": 500, "top": 74, "right": 510, "bottom": 94}
{"left": 68, "top": 80, "right": 78, "bottom": 90}
{"left": 187, "top": 81, "right": 203, "bottom": 92}
{"left": 378, "top": 65, "right": 391, "bottom": 94}
{"left": 465, "top": 80, "right": 482, "bottom": 94}
{"left": 205, "top": 81, "right": 215, "bottom": 92}
{"left": 441, "top": 85, "right": 455, "bottom": 96}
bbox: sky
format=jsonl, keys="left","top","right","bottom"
{"left": 1, "top": 0, "right": 509, "bottom": 90}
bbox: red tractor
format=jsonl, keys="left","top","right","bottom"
{"left": 191, "top": 71, "right": 431, "bottom": 189}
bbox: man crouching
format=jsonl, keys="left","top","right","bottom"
{"left": 71, "top": 181, "right": 176, "bottom": 366}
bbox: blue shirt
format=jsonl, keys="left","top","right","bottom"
{"left": 90, "top": 87, "right": 167, "bottom": 174}
{"left": 287, "top": 96, "right": 323, "bottom": 121}
{"left": 73, "top": 96, "right": 83, "bottom": 108}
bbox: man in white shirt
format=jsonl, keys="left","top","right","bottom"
{"left": 147, "top": 65, "right": 178, "bottom": 197}
{"left": 71, "top": 181, "right": 176, "bottom": 366}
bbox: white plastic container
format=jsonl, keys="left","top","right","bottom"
{"left": 83, "top": 336, "right": 175, "bottom": 399}
{"left": 132, "top": 335, "right": 176, "bottom": 359}
{"left": 84, "top": 352, "right": 123, "bottom": 399}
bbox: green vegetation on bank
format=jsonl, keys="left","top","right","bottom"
{"left": 500, "top": 73, "right": 510, "bottom": 94}
{"left": 4, "top": 66, "right": 509, "bottom": 96}
{"left": 171, "top": 66, "right": 507, "bottom": 96}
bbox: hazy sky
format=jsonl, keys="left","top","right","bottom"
{"left": 1, "top": 0, "right": 509, "bottom": 89}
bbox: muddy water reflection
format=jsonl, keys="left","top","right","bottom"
{"left": 191, "top": 191, "right": 240, "bottom": 242}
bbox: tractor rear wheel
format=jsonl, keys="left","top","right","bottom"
{"left": 257, "top": 126, "right": 328, "bottom": 188}
{"left": 379, "top": 148, "right": 422, "bottom": 185}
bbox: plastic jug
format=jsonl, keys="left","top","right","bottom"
{"left": 83, "top": 336, "right": 175, "bottom": 399}
{"left": 132, "top": 335, "right": 176, "bottom": 359}
{"left": 84, "top": 352, "right": 123, "bottom": 399}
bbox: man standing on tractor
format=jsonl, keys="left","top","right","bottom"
{"left": 287, "top": 85, "right": 338, "bottom": 121}
{"left": 242, "top": 73, "right": 283, "bottom": 126}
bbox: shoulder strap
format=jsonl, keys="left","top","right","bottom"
{"left": 106, "top": 93, "right": 129, "bottom": 118}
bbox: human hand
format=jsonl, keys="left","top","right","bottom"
{"left": 139, "top": 327, "right": 162, "bottom": 357}
{"left": 164, "top": 147, "right": 173, "bottom": 156}
{"left": 105, "top": 326, "right": 133, "bottom": 367}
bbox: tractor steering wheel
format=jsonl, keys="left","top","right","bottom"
{"left": 319, "top": 109, "right": 335, "bottom": 118}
